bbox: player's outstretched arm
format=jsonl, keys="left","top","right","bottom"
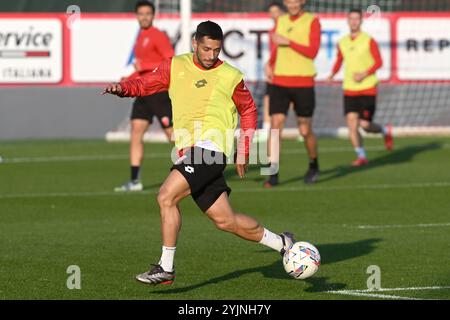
{"left": 101, "top": 83, "right": 122, "bottom": 96}
{"left": 101, "top": 59, "right": 172, "bottom": 98}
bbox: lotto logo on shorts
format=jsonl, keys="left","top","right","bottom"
{"left": 184, "top": 165, "right": 194, "bottom": 174}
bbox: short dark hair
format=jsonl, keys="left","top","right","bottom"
{"left": 349, "top": 8, "right": 363, "bottom": 16}
{"left": 267, "top": 2, "right": 284, "bottom": 11}
{"left": 135, "top": 0, "right": 155, "bottom": 13}
{"left": 194, "top": 21, "right": 224, "bottom": 42}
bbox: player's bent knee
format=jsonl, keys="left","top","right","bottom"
{"left": 271, "top": 121, "right": 283, "bottom": 130}
{"left": 300, "top": 127, "right": 312, "bottom": 138}
{"left": 349, "top": 126, "right": 359, "bottom": 134}
{"left": 157, "top": 188, "right": 177, "bottom": 208}
{"left": 359, "top": 120, "right": 370, "bottom": 129}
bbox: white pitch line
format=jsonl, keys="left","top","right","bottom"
{"left": 1, "top": 181, "right": 450, "bottom": 200}
{"left": 239, "top": 181, "right": 450, "bottom": 193}
{"left": 4, "top": 143, "right": 447, "bottom": 164}
{"left": 1, "top": 153, "right": 168, "bottom": 163}
{"left": 0, "top": 191, "right": 124, "bottom": 199}
{"left": 327, "top": 290, "right": 421, "bottom": 300}
{"left": 356, "top": 286, "right": 450, "bottom": 292}
{"left": 353, "top": 223, "right": 450, "bottom": 229}
{"left": 328, "top": 286, "right": 450, "bottom": 300}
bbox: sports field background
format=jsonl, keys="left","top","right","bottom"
{"left": 1, "top": 137, "right": 449, "bottom": 299}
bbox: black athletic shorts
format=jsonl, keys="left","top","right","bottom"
{"left": 265, "top": 82, "right": 273, "bottom": 96}
{"left": 171, "top": 147, "right": 231, "bottom": 212}
{"left": 131, "top": 91, "right": 173, "bottom": 128}
{"left": 344, "top": 95, "right": 376, "bottom": 122}
{"left": 269, "top": 85, "right": 315, "bottom": 117}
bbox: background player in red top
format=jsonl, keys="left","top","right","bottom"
{"left": 115, "top": 1, "right": 175, "bottom": 192}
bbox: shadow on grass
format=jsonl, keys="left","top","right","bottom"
{"left": 319, "top": 142, "right": 442, "bottom": 183}
{"left": 272, "top": 142, "right": 442, "bottom": 186}
{"left": 151, "top": 238, "right": 381, "bottom": 294}
{"left": 224, "top": 164, "right": 261, "bottom": 181}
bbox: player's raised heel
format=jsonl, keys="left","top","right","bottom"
{"left": 304, "top": 168, "right": 319, "bottom": 184}
{"left": 352, "top": 158, "right": 369, "bottom": 167}
{"left": 279, "top": 231, "right": 295, "bottom": 256}
{"left": 263, "top": 173, "right": 279, "bottom": 188}
{"left": 384, "top": 123, "right": 394, "bottom": 151}
{"left": 136, "top": 264, "right": 175, "bottom": 285}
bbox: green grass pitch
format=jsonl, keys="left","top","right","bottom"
{"left": 1, "top": 137, "right": 449, "bottom": 300}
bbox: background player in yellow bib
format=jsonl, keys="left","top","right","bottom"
{"left": 103, "top": 21, "right": 296, "bottom": 285}
{"left": 265, "top": 0, "right": 322, "bottom": 187}
{"left": 327, "top": 9, "right": 393, "bottom": 167}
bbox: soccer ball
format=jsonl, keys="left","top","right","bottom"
{"left": 283, "top": 241, "right": 321, "bottom": 279}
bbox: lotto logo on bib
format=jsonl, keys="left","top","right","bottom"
{"left": 195, "top": 79, "right": 208, "bottom": 88}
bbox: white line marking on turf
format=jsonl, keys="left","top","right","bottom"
{"left": 327, "top": 290, "right": 421, "bottom": 300}
{"left": 240, "top": 181, "right": 450, "bottom": 193}
{"left": 328, "top": 286, "right": 450, "bottom": 300}
{"left": 5, "top": 143, "right": 448, "bottom": 164}
{"left": 1, "top": 181, "right": 450, "bottom": 199}
{"left": 0, "top": 191, "right": 122, "bottom": 199}
{"left": 352, "top": 223, "right": 450, "bottom": 229}
{"left": 1, "top": 153, "right": 166, "bottom": 163}
{"left": 361, "top": 286, "right": 450, "bottom": 292}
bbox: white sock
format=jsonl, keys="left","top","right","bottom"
{"left": 263, "top": 122, "right": 271, "bottom": 130}
{"left": 158, "top": 246, "right": 176, "bottom": 272}
{"left": 259, "top": 228, "right": 284, "bottom": 252}
{"left": 355, "top": 147, "right": 367, "bottom": 159}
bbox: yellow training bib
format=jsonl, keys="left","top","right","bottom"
{"left": 338, "top": 32, "right": 379, "bottom": 91}
{"left": 274, "top": 13, "right": 317, "bottom": 77}
{"left": 169, "top": 53, "right": 243, "bottom": 157}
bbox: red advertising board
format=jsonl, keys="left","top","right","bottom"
{"left": 0, "top": 12, "right": 449, "bottom": 86}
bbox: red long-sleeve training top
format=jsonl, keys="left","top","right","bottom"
{"left": 126, "top": 26, "right": 174, "bottom": 80}
{"left": 119, "top": 57, "right": 258, "bottom": 157}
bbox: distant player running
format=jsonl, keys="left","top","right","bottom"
{"left": 103, "top": 21, "right": 296, "bottom": 285}
{"left": 265, "top": 0, "right": 321, "bottom": 187}
{"left": 115, "top": 1, "right": 174, "bottom": 192}
{"left": 327, "top": 9, "right": 393, "bottom": 167}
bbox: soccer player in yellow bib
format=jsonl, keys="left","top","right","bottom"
{"left": 327, "top": 9, "right": 393, "bottom": 167}
{"left": 265, "top": 0, "right": 322, "bottom": 187}
{"left": 103, "top": 21, "right": 296, "bottom": 285}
